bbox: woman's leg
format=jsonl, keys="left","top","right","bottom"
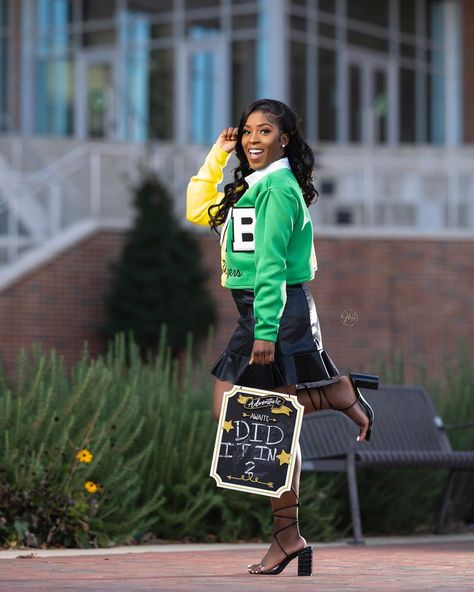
{"left": 212, "top": 378, "right": 234, "bottom": 421}
{"left": 298, "top": 375, "right": 371, "bottom": 441}
{"left": 248, "top": 385, "right": 307, "bottom": 574}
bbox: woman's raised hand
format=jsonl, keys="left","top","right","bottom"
{"left": 217, "top": 127, "right": 238, "bottom": 154}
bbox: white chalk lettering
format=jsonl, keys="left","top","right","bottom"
{"left": 219, "top": 442, "right": 234, "bottom": 458}
{"left": 266, "top": 425, "right": 284, "bottom": 446}
{"left": 235, "top": 420, "right": 250, "bottom": 442}
{"left": 250, "top": 422, "right": 268, "bottom": 443}
{"left": 244, "top": 461, "right": 256, "bottom": 476}
{"left": 250, "top": 413, "right": 270, "bottom": 422}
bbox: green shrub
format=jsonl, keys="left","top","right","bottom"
{"left": 3, "top": 335, "right": 470, "bottom": 549}
{"left": 0, "top": 343, "right": 165, "bottom": 548}
{"left": 0, "top": 333, "right": 341, "bottom": 549}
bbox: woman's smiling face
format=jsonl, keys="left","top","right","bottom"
{"left": 241, "top": 111, "right": 289, "bottom": 171}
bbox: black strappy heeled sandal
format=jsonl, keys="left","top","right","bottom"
{"left": 248, "top": 488, "right": 313, "bottom": 576}
{"left": 302, "top": 372, "right": 378, "bottom": 442}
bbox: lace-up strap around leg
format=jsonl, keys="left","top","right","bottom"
{"left": 303, "top": 384, "right": 323, "bottom": 412}
{"left": 306, "top": 384, "right": 361, "bottom": 413}
{"left": 272, "top": 487, "right": 300, "bottom": 558}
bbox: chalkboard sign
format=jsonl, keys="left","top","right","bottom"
{"left": 209, "top": 385, "right": 304, "bottom": 498}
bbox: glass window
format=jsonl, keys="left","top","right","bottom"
{"left": 232, "top": 40, "right": 256, "bottom": 125}
{"left": 121, "top": 11, "right": 151, "bottom": 143}
{"left": 149, "top": 49, "right": 174, "bottom": 140}
{"left": 399, "top": 0, "right": 415, "bottom": 35}
{"left": 35, "top": 58, "right": 74, "bottom": 135}
{"left": 347, "top": 30, "right": 388, "bottom": 53}
{"left": 349, "top": 63, "right": 362, "bottom": 142}
{"left": 83, "top": 0, "right": 116, "bottom": 21}
{"left": 373, "top": 69, "right": 387, "bottom": 143}
{"left": 319, "top": 0, "right": 335, "bottom": 14}
{"left": 290, "top": 42, "right": 307, "bottom": 134}
{"left": 426, "top": 0, "right": 444, "bottom": 42}
{"left": 82, "top": 29, "right": 115, "bottom": 46}
{"left": 82, "top": 0, "right": 115, "bottom": 45}
{"left": 34, "top": 0, "right": 74, "bottom": 136}
{"left": 318, "top": 21, "right": 335, "bottom": 39}
{"left": 399, "top": 67, "right": 416, "bottom": 143}
{"left": 400, "top": 43, "right": 416, "bottom": 59}
{"left": 232, "top": 13, "right": 258, "bottom": 29}
{"left": 150, "top": 22, "right": 174, "bottom": 39}
{"left": 426, "top": 71, "right": 445, "bottom": 144}
{"left": 188, "top": 48, "right": 220, "bottom": 144}
{"left": 0, "top": 0, "right": 7, "bottom": 27}
{"left": 347, "top": 0, "right": 389, "bottom": 29}
{"left": 35, "top": 0, "right": 74, "bottom": 52}
{"left": 290, "top": 15, "right": 306, "bottom": 32}
{"left": 185, "top": 0, "right": 219, "bottom": 8}
{"left": 127, "top": 0, "right": 174, "bottom": 14}
{"left": 318, "top": 47, "right": 336, "bottom": 141}
{"left": 0, "top": 0, "right": 8, "bottom": 131}
{"left": 186, "top": 19, "right": 220, "bottom": 38}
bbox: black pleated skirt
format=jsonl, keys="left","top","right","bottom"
{"left": 211, "top": 283, "right": 339, "bottom": 389}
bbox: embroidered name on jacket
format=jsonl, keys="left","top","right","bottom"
{"left": 232, "top": 207, "right": 255, "bottom": 252}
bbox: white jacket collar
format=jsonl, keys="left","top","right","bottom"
{"left": 245, "top": 157, "right": 291, "bottom": 189}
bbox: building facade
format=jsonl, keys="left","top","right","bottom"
{"left": 0, "top": 0, "right": 467, "bottom": 145}
{"left": 0, "top": 0, "right": 473, "bottom": 379}
{"left": 0, "top": 0, "right": 472, "bottom": 249}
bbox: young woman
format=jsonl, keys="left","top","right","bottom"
{"left": 186, "top": 99, "right": 378, "bottom": 576}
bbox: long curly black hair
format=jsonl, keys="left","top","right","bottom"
{"left": 208, "top": 99, "right": 318, "bottom": 232}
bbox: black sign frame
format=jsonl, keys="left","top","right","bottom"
{"left": 209, "top": 385, "right": 304, "bottom": 498}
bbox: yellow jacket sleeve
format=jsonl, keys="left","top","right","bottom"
{"left": 186, "top": 144, "right": 231, "bottom": 226}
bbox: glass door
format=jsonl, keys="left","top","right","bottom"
{"left": 77, "top": 50, "right": 117, "bottom": 139}
{"left": 347, "top": 54, "right": 389, "bottom": 144}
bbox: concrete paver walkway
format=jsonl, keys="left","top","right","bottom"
{"left": 0, "top": 536, "right": 473, "bottom": 591}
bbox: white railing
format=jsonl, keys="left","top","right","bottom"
{"left": 313, "top": 145, "right": 474, "bottom": 233}
{"left": 0, "top": 137, "right": 209, "bottom": 266}
{"left": 0, "top": 136, "right": 473, "bottom": 268}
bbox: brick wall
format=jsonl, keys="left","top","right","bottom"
{"left": 463, "top": 0, "right": 474, "bottom": 143}
{"left": 0, "top": 232, "right": 123, "bottom": 376}
{"left": 0, "top": 231, "right": 473, "bottom": 383}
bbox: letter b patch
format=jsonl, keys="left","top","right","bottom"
{"left": 232, "top": 208, "right": 255, "bottom": 252}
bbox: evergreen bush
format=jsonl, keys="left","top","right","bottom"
{"left": 105, "top": 173, "right": 216, "bottom": 355}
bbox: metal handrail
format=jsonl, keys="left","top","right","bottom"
{"left": 1, "top": 139, "right": 474, "bottom": 267}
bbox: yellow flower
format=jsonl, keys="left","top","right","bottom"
{"left": 76, "top": 449, "right": 93, "bottom": 463}
{"left": 84, "top": 480, "right": 99, "bottom": 493}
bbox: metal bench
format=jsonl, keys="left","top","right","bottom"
{"left": 299, "top": 383, "right": 474, "bottom": 544}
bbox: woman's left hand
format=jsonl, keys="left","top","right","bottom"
{"left": 249, "top": 340, "right": 275, "bottom": 365}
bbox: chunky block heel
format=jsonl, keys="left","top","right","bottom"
{"left": 297, "top": 545, "right": 313, "bottom": 576}
{"left": 349, "top": 373, "right": 379, "bottom": 390}
{"left": 349, "top": 372, "right": 378, "bottom": 442}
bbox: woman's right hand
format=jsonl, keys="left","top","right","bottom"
{"left": 217, "top": 127, "right": 238, "bottom": 154}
